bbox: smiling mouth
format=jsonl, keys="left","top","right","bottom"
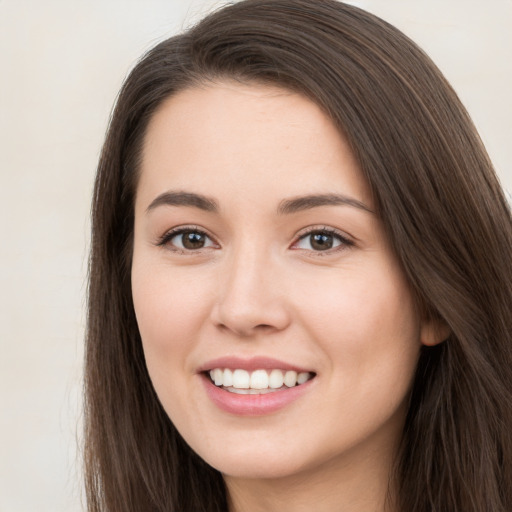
{"left": 207, "top": 368, "right": 315, "bottom": 395}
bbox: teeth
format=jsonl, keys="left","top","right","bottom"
{"left": 284, "top": 370, "right": 297, "bottom": 387}
{"left": 223, "top": 368, "right": 233, "bottom": 387}
{"left": 250, "top": 369, "right": 269, "bottom": 389}
{"left": 233, "top": 369, "right": 250, "bottom": 388}
{"left": 269, "top": 369, "right": 284, "bottom": 389}
{"left": 225, "top": 387, "right": 277, "bottom": 395}
{"left": 297, "top": 371, "right": 310, "bottom": 385}
{"left": 208, "top": 368, "right": 313, "bottom": 390}
{"left": 213, "top": 368, "right": 223, "bottom": 386}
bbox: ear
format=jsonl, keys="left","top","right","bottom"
{"left": 420, "top": 317, "right": 451, "bottom": 347}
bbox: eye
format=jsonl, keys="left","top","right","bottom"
{"left": 293, "top": 228, "right": 353, "bottom": 252}
{"left": 159, "top": 227, "right": 217, "bottom": 251}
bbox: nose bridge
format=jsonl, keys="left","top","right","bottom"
{"left": 213, "top": 236, "right": 289, "bottom": 335}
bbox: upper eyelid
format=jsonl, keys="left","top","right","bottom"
{"left": 293, "top": 225, "right": 354, "bottom": 242}
{"left": 297, "top": 226, "right": 342, "bottom": 236}
{"left": 157, "top": 225, "right": 218, "bottom": 247}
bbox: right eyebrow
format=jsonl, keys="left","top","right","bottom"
{"left": 145, "top": 191, "right": 219, "bottom": 213}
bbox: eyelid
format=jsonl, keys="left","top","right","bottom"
{"left": 155, "top": 224, "right": 354, "bottom": 254}
{"left": 157, "top": 225, "right": 219, "bottom": 251}
{"left": 290, "top": 225, "right": 355, "bottom": 252}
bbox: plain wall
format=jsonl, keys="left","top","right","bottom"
{"left": 0, "top": 1, "right": 510, "bottom": 511}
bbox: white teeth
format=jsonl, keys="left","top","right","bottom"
{"left": 226, "top": 387, "right": 276, "bottom": 395}
{"left": 208, "top": 368, "right": 313, "bottom": 390}
{"left": 213, "top": 368, "right": 223, "bottom": 386}
{"left": 250, "top": 369, "right": 269, "bottom": 389}
{"left": 284, "top": 370, "right": 297, "bottom": 387}
{"left": 269, "top": 369, "right": 284, "bottom": 389}
{"left": 297, "top": 372, "right": 309, "bottom": 385}
{"left": 223, "top": 368, "right": 233, "bottom": 387}
{"left": 232, "top": 369, "right": 250, "bottom": 389}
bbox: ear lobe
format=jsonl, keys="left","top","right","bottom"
{"left": 420, "top": 318, "right": 451, "bottom": 346}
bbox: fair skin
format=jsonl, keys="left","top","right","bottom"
{"left": 131, "top": 82, "right": 444, "bottom": 512}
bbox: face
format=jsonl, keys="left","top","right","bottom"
{"left": 131, "top": 82, "right": 433, "bottom": 482}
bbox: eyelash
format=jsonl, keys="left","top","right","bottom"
{"left": 292, "top": 226, "right": 354, "bottom": 254}
{"left": 157, "top": 225, "right": 354, "bottom": 255}
{"left": 156, "top": 225, "right": 216, "bottom": 254}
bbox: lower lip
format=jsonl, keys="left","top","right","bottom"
{"left": 201, "top": 374, "right": 314, "bottom": 416}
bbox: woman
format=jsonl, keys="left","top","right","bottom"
{"left": 84, "top": 1, "right": 512, "bottom": 510}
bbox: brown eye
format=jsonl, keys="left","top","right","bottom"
{"left": 293, "top": 229, "right": 352, "bottom": 252}
{"left": 310, "top": 232, "right": 334, "bottom": 250}
{"left": 163, "top": 229, "right": 216, "bottom": 251}
{"left": 181, "top": 231, "right": 206, "bottom": 249}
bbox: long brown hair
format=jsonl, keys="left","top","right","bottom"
{"left": 85, "top": 1, "right": 512, "bottom": 510}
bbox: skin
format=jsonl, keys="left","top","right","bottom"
{"left": 131, "top": 82, "right": 445, "bottom": 512}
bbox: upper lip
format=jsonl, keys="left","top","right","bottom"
{"left": 198, "top": 356, "right": 313, "bottom": 374}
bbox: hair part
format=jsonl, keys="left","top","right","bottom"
{"left": 85, "top": 1, "right": 512, "bottom": 510}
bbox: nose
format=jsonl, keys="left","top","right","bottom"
{"left": 210, "top": 243, "right": 291, "bottom": 338}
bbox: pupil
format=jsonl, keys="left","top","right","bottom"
{"left": 183, "top": 232, "right": 205, "bottom": 249}
{"left": 311, "top": 233, "right": 333, "bottom": 250}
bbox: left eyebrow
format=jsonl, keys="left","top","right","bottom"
{"left": 277, "top": 194, "right": 374, "bottom": 215}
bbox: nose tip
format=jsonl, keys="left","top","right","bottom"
{"left": 213, "top": 295, "right": 289, "bottom": 338}
{"left": 210, "top": 254, "right": 291, "bottom": 338}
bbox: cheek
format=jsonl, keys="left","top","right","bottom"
{"left": 131, "top": 260, "right": 214, "bottom": 372}
{"left": 294, "top": 264, "right": 421, "bottom": 443}
{"left": 293, "top": 261, "right": 421, "bottom": 381}
{"left": 131, "top": 259, "right": 223, "bottom": 453}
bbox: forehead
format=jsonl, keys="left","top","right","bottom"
{"left": 137, "top": 81, "right": 371, "bottom": 211}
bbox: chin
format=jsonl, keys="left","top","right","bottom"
{"left": 192, "top": 439, "right": 310, "bottom": 480}
{"left": 217, "top": 457, "right": 307, "bottom": 481}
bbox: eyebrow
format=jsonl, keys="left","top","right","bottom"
{"left": 146, "top": 191, "right": 219, "bottom": 213}
{"left": 145, "top": 190, "right": 374, "bottom": 215}
{"left": 277, "top": 194, "right": 374, "bottom": 215}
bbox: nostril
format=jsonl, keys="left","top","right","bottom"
{"left": 255, "top": 324, "right": 274, "bottom": 330}
{"left": 215, "top": 321, "right": 278, "bottom": 338}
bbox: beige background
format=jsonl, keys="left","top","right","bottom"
{"left": 0, "top": 1, "right": 510, "bottom": 511}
